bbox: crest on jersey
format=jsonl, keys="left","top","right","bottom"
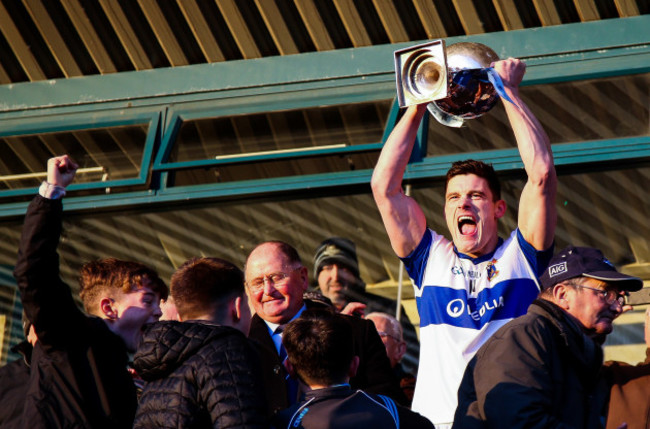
{"left": 486, "top": 258, "right": 499, "bottom": 281}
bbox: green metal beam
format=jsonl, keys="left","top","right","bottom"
{"left": 0, "top": 136, "right": 647, "bottom": 218}
{"left": 0, "top": 110, "right": 161, "bottom": 198}
{"left": 0, "top": 108, "right": 156, "bottom": 137}
{"left": 0, "top": 16, "right": 647, "bottom": 116}
{"left": 404, "top": 136, "right": 650, "bottom": 179}
{"left": 0, "top": 265, "right": 15, "bottom": 286}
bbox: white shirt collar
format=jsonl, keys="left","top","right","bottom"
{"left": 263, "top": 303, "right": 307, "bottom": 335}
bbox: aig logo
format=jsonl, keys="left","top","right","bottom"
{"left": 548, "top": 262, "right": 567, "bottom": 278}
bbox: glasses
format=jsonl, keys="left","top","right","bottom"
{"left": 376, "top": 331, "right": 402, "bottom": 343}
{"left": 575, "top": 284, "right": 626, "bottom": 306}
{"left": 247, "top": 268, "right": 300, "bottom": 292}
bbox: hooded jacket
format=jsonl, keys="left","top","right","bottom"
{"left": 133, "top": 321, "right": 267, "bottom": 429}
{"left": 454, "top": 299, "right": 608, "bottom": 429}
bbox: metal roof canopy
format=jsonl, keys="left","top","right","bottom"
{"left": 0, "top": 17, "right": 648, "bottom": 113}
{"left": 0, "top": 16, "right": 648, "bottom": 218}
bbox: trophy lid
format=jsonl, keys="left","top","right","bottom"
{"left": 446, "top": 42, "right": 499, "bottom": 72}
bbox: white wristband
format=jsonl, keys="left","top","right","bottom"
{"left": 39, "top": 181, "right": 67, "bottom": 200}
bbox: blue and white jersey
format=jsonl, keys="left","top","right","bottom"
{"left": 402, "top": 228, "right": 551, "bottom": 427}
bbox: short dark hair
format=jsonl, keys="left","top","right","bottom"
{"left": 171, "top": 257, "right": 245, "bottom": 320}
{"left": 282, "top": 309, "right": 354, "bottom": 386}
{"left": 79, "top": 258, "right": 168, "bottom": 314}
{"left": 445, "top": 159, "right": 501, "bottom": 201}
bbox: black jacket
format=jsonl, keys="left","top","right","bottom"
{"left": 13, "top": 195, "right": 137, "bottom": 428}
{"left": 0, "top": 341, "right": 32, "bottom": 428}
{"left": 133, "top": 320, "right": 268, "bottom": 428}
{"left": 249, "top": 300, "right": 405, "bottom": 417}
{"left": 342, "top": 289, "right": 420, "bottom": 374}
{"left": 272, "top": 385, "right": 434, "bottom": 429}
{"left": 453, "top": 299, "right": 607, "bottom": 429}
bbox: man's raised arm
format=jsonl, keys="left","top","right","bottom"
{"left": 14, "top": 155, "right": 79, "bottom": 347}
{"left": 497, "top": 59, "right": 557, "bottom": 251}
{"left": 371, "top": 104, "right": 428, "bottom": 258}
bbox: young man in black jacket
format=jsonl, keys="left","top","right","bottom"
{"left": 273, "top": 309, "right": 433, "bottom": 429}
{"left": 14, "top": 155, "right": 169, "bottom": 428}
{"left": 133, "top": 257, "right": 268, "bottom": 428}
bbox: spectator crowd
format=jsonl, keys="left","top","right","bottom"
{"left": 1, "top": 58, "right": 647, "bottom": 429}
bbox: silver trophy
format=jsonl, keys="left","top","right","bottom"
{"left": 394, "top": 40, "right": 502, "bottom": 127}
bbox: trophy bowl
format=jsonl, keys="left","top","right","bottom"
{"left": 431, "top": 42, "right": 501, "bottom": 121}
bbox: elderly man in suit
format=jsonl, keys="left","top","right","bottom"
{"left": 245, "top": 241, "right": 405, "bottom": 417}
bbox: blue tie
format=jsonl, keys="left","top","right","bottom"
{"left": 275, "top": 326, "right": 299, "bottom": 404}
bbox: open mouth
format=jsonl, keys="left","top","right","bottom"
{"left": 458, "top": 215, "right": 477, "bottom": 235}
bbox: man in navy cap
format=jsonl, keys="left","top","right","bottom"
{"left": 453, "top": 246, "right": 643, "bottom": 429}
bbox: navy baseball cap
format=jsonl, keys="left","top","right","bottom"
{"left": 540, "top": 246, "right": 643, "bottom": 292}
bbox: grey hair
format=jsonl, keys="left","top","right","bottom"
{"left": 366, "top": 311, "right": 403, "bottom": 341}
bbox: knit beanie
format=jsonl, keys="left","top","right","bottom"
{"left": 313, "top": 237, "right": 360, "bottom": 278}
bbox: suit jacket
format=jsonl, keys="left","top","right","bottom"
{"left": 248, "top": 299, "right": 405, "bottom": 417}
{"left": 345, "top": 289, "right": 420, "bottom": 374}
